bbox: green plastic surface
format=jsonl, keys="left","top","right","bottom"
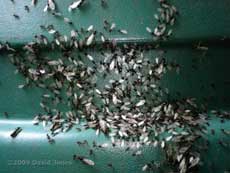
{"left": 0, "top": 0, "right": 230, "bottom": 173}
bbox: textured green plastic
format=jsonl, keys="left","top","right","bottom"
{"left": 0, "top": 0, "right": 230, "bottom": 173}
